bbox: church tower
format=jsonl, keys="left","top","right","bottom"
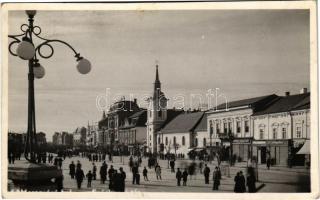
{"left": 146, "top": 64, "right": 168, "bottom": 153}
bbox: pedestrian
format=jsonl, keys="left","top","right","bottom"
{"left": 266, "top": 157, "right": 271, "bottom": 170}
{"left": 58, "top": 157, "right": 63, "bottom": 169}
{"left": 69, "top": 161, "right": 75, "bottom": 179}
{"left": 170, "top": 159, "right": 175, "bottom": 173}
{"left": 203, "top": 164, "right": 210, "bottom": 184}
{"left": 75, "top": 165, "right": 85, "bottom": 189}
{"left": 213, "top": 167, "right": 221, "bottom": 190}
{"left": 155, "top": 163, "right": 162, "bottom": 180}
{"left": 239, "top": 171, "right": 246, "bottom": 193}
{"left": 100, "top": 161, "right": 107, "bottom": 184}
{"left": 132, "top": 164, "right": 139, "bottom": 184}
{"left": 182, "top": 168, "right": 188, "bottom": 186}
{"left": 247, "top": 170, "right": 256, "bottom": 193}
{"left": 55, "top": 175, "right": 63, "bottom": 192}
{"left": 108, "top": 165, "right": 115, "bottom": 190}
{"left": 76, "top": 160, "right": 81, "bottom": 169}
{"left": 119, "top": 167, "right": 126, "bottom": 192}
{"left": 86, "top": 170, "right": 93, "bottom": 188}
{"left": 143, "top": 167, "right": 149, "bottom": 181}
{"left": 92, "top": 163, "right": 97, "bottom": 180}
{"left": 188, "top": 163, "right": 195, "bottom": 180}
{"left": 176, "top": 168, "right": 182, "bottom": 186}
{"left": 112, "top": 170, "right": 121, "bottom": 192}
{"left": 199, "top": 160, "right": 204, "bottom": 174}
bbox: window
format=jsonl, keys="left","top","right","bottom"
{"left": 282, "top": 128, "right": 287, "bottom": 139}
{"left": 203, "top": 138, "right": 207, "bottom": 147}
{"left": 150, "top": 135, "right": 151, "bottom": 140}
{"left": 209, "top": 121, "right": 213, "bottom": 136}
{"left": 236, "top": 121, "right": 241, "bottom": 133}
{"left": 165, "top": 137, "right": 168, "bottom": 145}
{"left": 296, "top": 127, "right": 302, "bottom": 138}
{"left": 245, "top": 121, "right": 249, "bottom": 133}
{"left": 223, "top": 122, "right": 228, "bottom": 133}
{"left": 182, "top": 136, "right": 185, "bottom": 146}
{"left": 195, "top": 138, "right": 198, "bottom": 147}
{"left": 228, "top": 122, "right": 232, "bottom": 132}
{"left": 272, "top": 128, "right": 277, "bottom": 139}
{"left": 158, "top": 137, "right": 160, "bottom": 144}
{"left": 173, "top": 136, "right": 176, "bottom": 145}
{"left": 259, "top": 129, "right": 264, "bottom": 139}
{"left": 216, "top": 123, "right": 220, "bottom": 134}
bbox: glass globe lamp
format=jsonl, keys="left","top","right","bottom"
{"left": 77, "top": 58, "right": 91, "bottom": 74}
{"left": 16, "top": 40, "right": 35, "bottom": 60}
{"left": 33, "top": 63, "right": 45, "bottom": 79}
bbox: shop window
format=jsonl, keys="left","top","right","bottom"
{"left": 273, "top": 128, "right": 277, "bottom": 139}
{"left": 296, "top": 127, "right": 302, "bottom": 138}
{"left": 165, "top": 137, "right": 168, "bottom": 145}
{"left": 282, "top": 128, "right": 287, "bottom": 139}
{"left": 245, "top": 121, "right": 249, "bottom": 133}
{"left": 182, "top": 136, "right": 185, "bottom": 146}
{"left": 203, "top": 138, "right": 207, "bottom": 147}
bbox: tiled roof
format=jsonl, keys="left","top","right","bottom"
{"left": 253, "top": 93, "right": 310, "bottom": 115}
{"left": 161, "top": 111, "right": 204, "bottom": 134}
{"left": 215, "top": 94, "right": 278, "bottom": 111}
{"left": 194, "top": 113, "right": 207, "bottom": 132}
{"left": 160, "top": 109, "right": 184, "bottom": 129}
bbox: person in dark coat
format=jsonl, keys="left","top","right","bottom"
{"left": 69, "top": 161, "right": 76, "bottom": 179}
{"left": 132, "top": 164, "right": 139, "bottom": 184}
{"left": 182, "top": 168, "right": 188, "bottom": 186}
{"left": 58, "top": 157, "right": 63, "bottom": 169}
{"left": 55, "top": 175, "right": 63, "bottom": 192}
{"left": 100, "top": 162, "right": 107, "bottom": 184}
{"left": 92, "top": 163, "right": 97, "bottom": 180}
{"left": 213, "top": 167, "right": 221, "bottom": 190}
{"left": 234, "top": 171, "right": 246, "bottom": 193}
{"left": 266, "top": 157, "right": 271, "bottom": 170}
{"left": 170, "top": 159, "right": 175, "bottom": 173}
{"left": 239, "top": 171, "right": 246, "bottom": 192}
{"left": 247, "top": 171, "right": 256, "bottom": 193}
{"left": 86, "top": 170, "right": 93, "bottom": 188}
{"left": 112, "top": 170, "right": 121, "bottom": 192}
{"left": 119, "top": 167, "right": 126, "bottom": 192}
{"left": 143, "top": 167, "right": 149, "bottom": 181}
{"left": 75, "top": 166, "right": 85, "bottom": 189}
{"left": 76, "top": 160, "right": 81, "bottom": 169}
{"left": 176, "top": 168, "right": 182, "bottom": 186}
{"left": 108, "top": 165, "right": 115, "bottom": 190}
{"left": 203, "top": 164, "right": 210, "bottom": 184}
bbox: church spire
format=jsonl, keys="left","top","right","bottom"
{"left": 154, "top": 62, "right": 161, "bottom": 91}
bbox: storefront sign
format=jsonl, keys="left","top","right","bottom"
{"left": 266, "top": 140, "right": 288, "bottom": 146}
{"left": 252, "top": 141, "right": 266, "bottom": 145}
{"left": 233, "top": 139, "right": 251, "bottom": 144}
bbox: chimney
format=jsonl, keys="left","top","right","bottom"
{"left": 285, "top": 91, "right": 290, "bottom": 96}
{"left": 134, "top": 98, "right": 137, "bottom": 104}
{"left": 300, "top": 88, "right": 307, "bottom": 94}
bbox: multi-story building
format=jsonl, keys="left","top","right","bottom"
{"left": 86, "top": 122, "right": 99, "bottom": 147}
{"left": 52, "top": 132, "right": 73, "bottom": 147}
{"left": 73, "top": 127, "right": 87, "bottom": 147}
{"left": 206, "top": 94, "right": 278, "bottom": 162}
{"left": 252, "top": 90, "right": 310, "bottom": 166}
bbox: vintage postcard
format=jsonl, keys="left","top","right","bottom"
{"left": 1, "top": 1, "right": 319, "bottom": 199}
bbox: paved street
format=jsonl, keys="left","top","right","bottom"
{"left": 49, "top": 156, "right": 310, "bottom": 193}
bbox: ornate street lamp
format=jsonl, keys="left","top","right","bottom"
{"left": 8, "top": 10, "right": 91, "bottom": 190}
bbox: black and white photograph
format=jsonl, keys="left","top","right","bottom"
{"left": 1, "top": 1, "right": 319, "bottom": 198}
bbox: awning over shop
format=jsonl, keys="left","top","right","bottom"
{"left": 297, "top": 140, "right": 310, "bottom": 154}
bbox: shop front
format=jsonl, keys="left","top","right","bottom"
{"left": 252, "top": 140, "right": 267, "bottom": 164}
{"left": 266, "top": 140, "right": 289, "bottom": 166}
{"left": 232, "top": 138, "right": 253, "bottom": 162}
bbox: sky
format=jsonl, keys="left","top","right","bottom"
{"left": 8, "top": 10, "right": 310, "bottom": 141}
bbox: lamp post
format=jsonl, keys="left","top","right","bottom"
{"left": 8, "top": 10, "right": 91, "bottom": 190}
{"left": 228, "top": 129, "right": 234, "bottom": 166}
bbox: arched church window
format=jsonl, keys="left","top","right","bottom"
{"left": 182, "top": 136, "right": 185, "bottom": 146}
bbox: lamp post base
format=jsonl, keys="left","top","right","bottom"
{"left": 8, "top": 161, "right": 62, "bottom": 191}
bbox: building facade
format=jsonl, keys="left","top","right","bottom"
{"left": 73, "top": 127, "right": 87, "bottom": 147}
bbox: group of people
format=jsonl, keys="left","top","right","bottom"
{"left": 69, "top": 160, "right": 127, "bottom": 192}
{"left": 234, "top": 168, "right": 256, "bottom": 193}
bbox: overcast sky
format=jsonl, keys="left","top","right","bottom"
{"left": 8, "top": 10, "right": 310, "bottom": 141}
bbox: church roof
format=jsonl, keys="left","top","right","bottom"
{"left": 161, "top": 111, "right": 204, "bottom": 134}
